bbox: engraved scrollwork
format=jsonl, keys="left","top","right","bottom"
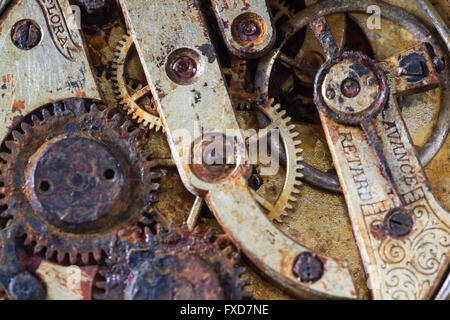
{"left": 385, "top": 268, "right": 421, "bottom": 300}
{"left": 411, "top": 204, "right": 429, "bottom": 220}
{"left": 410, "top": 227, "right": 450, "bottom": 275}
{"left": 379, "top": 237, "right": 408, "bottom": 265}
{"left": 375, "top": 197, "right": 450, "bottom": 298}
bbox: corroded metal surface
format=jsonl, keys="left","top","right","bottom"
{"left": 95, "top": 225, "right": 251, "bottom": 300}
{"left": 255, "top": 0, "right": 449, "bottom": 299}
{"left": 313, "top": 23, "right": 449, "bottom": 297}
{"left": 211, "top": 0, "right": 275, "bottom": 58}
{"left": 0, "top": 0, "right": 100, "bottom": 141}
{"left": 0, "top": 0, "right": 448, "bottom": 301}
{"left": 0, "top": 99, "right": 161, "bottom": 265}
{"left": 120, "top": 0, "right": 356, "bottom": 299}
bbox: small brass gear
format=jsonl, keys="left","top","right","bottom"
{"left": 112, "top": 34, "right": 163, "bottom": 131}
{"left": 249, "top": 102, "right": 304, "bottom": 222}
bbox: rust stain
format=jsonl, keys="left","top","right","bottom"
{"left": 75, "top": 90, "right": 86, "bottom": 97}
{"left": 241, "top": 0, "right": 250, "bottom": 11}
{"left": 222, "top": 0, "right": 229, "bottom": 10}
{"left": 2, "top": 74, "right": 12, "bottom": 84}
{"left": 12, "top": 100, "right": 25, "bottom": 113}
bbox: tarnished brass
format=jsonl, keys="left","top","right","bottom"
{"left": 0, "top": 0, "right": 448, "bottom": 300}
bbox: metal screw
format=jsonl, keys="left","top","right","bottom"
{"left": 191, "top": 135, "right": 236, "bottom": 183}
{"left": 172, "top": 56, "right": 198, "bottom": 80}
{"left": 292, "top": 252, "right": 324, "bottom": 283}
{"left": 341, "top": 78, "right": 360, "bottom": 98}
{"left": 326, "top": 88, "right": 336, "bottom": 99}
{"left": 11, "top": 19, "right": 42, "bottom": 50}
{"left": 238, "top": 19, "right": 261, "bottom": 42}
{"left": 385, "top": 209, "right": 414, "bottom": 238}
{"left": 8, "top": 272, "right": 44, "bottom": 300}
{"left": 232, "top": 13, "right": 265, "bottom": 45}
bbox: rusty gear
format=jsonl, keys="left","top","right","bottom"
{"left": 94, "top": 224, "right": 251, "bottom": 300}
{"left": 0, "top": 99, "right": 161, "bottom": 265}
{"left": 112, "top": 34, "right": 163, "bottom": 131}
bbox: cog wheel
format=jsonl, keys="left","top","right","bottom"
{"left": 0, "top": 99, "right": 161, "bottom": 265}
{"left": 112, "top": 34, "right": 163, "bottom": 131}
{"left": 94, "top": 224, "right": 251, "bottom": 300}
{"left": 249, "top": 102, "right": 304, "bottom": 222}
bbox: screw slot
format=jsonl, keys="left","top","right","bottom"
{"left": 11, "top": 19, "right": 42, "bottom": 50}
{"left": 384, "top": 209, "right": 414, "bottom": 238}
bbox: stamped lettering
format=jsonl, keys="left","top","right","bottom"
{"left": 37, "top": 0, "right": 81, "bottom": 61}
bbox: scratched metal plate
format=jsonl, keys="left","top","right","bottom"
{"left": 73, "top": 0, "right": 450, "bottom": 300}
{"left": 0, "top": 0, "right": 448, "bottom": 300}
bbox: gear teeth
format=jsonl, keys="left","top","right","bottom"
{"left": 93, "top": 249, "right": 102, "bottom": 262}
{"left": 121, "top": 120, "right": 134, "bottom": 133}
{"left": 45, "top": 248, "right": 56, "bottom": 260}
{"left": 57, "top": 251, "right": 66, "bottom": 263}
{"left": 4, "top": 140, "right": 18, "bottom": 152}
{"left": 81, "top": 253, "right": 90, "bottom": 265}
{"left": 1, "top": 101, "right": 161, "bottom": 268}
{"left": 11, "top": 130, "right": 24, "bottom": 142}
{"left": 0, "top": 152, "right": 12, "bottom": 162}
{"left": 69, "top": 251, "right": 78, "bottom": 265}
{"left": 20, "top": 122, "right": 33, "bottom": 134}
{"left": 54, "top": 104, "right": 64, "bottom": 115}
{"left": 42, "top": 108, "right": 53, "bottom": 121}
{"left": 222, "top": 245, "right": 234, "bottom": 258}
{"left": 90, "top": 103, "right": 100, "bottom": 113}
{"left": 74, "top": 102, "right": 87, "bottom": 115}
{"left": 253, "top": 102, "right": 304, "bottom": 222}
{"left": 30, "top": 114, "right": 41, "bottom": 126}
{"left": 33, "top": 243, "right": 44, "bottom": 254}
{"left": 149, "top": 172, "right": 162, "bottom": 180}
{"left": 93, "top": 291, "right": 107, "bottom": 300}
{"left": 111, "top": 34, "right": 163, "bottom": 132}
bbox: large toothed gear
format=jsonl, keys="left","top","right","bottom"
{"left": 94, "top": 224, "right": 252, "bottom": 300}
{"left": 250, "top": 103, "right": 304, "bottom": 222}
{"left": 0, "top": 99, "right": 161, "bottom": 265}
{"left": 112, "top": 34, "right": 163, "bottom": 131}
